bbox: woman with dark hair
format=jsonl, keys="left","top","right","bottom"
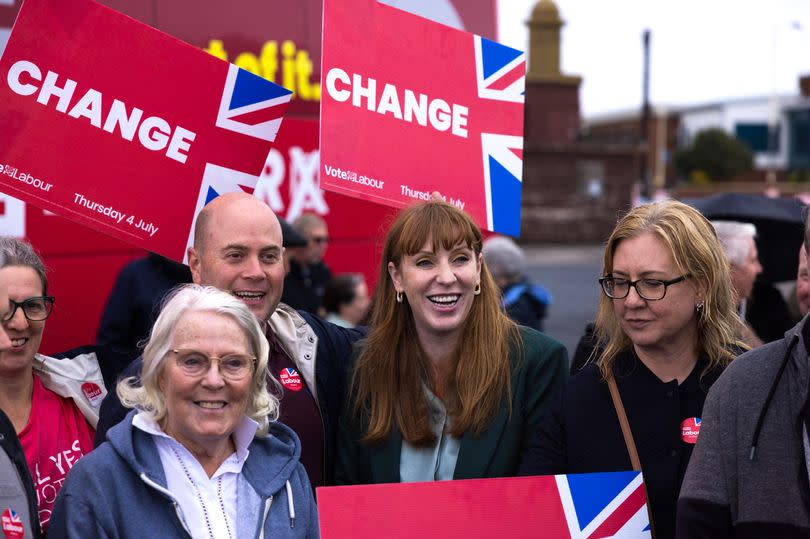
{"left": 334, "top": 200, "right": 568, "bottom": 484}
{"left": 520, "top": 200, "right": 743, "bottom": 539}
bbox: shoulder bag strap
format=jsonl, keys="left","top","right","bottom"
{"left": 606, "top": 374, "right": 641, "bottom": 471}
{"left": 606, "top": 374, "right": 656, "bottom": 538}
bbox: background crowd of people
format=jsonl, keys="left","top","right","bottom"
{"left": 2, "top": 195, "right": 810, "bottom": 538}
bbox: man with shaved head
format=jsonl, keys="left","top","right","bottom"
{"left": 189, "top": 193, "right": 286, "bottom": 322}
{"left": 96, "top": 193, "right": 362, "bottom": 489}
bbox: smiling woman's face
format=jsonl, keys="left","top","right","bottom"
{"left": 159, "top": 309, "right": 252, "bottom": 457}
{"left": 388, "top": 240, "right": 482, "bottom": 347}
{"left": 0, "top": 266, "right": 46, "bottom": 377}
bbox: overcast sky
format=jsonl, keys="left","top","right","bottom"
{"left": 497, "top": 0, "right": 810, "bottom": 118}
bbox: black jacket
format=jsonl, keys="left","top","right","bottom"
{"left": 94, "top": 310, "right": 363, "bottom": 486}
{"left": 96, "top": 254, "right": 192, "bottom": 359}
{"left": 520, "top": 350, "right": 724, "bottom": 539}
{"left": 0, "top": 409, "right": 41, "bottom": 538}
{"left": 281, "top": 260, "right": 331, "bottom": 313}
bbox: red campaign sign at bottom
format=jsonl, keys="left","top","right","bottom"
{"left": 317, "top": 471, "right": 651, "bottom": 538}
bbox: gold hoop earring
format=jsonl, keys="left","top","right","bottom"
{"left": 396, "top": 291, "right": 403, "bottom": 303}
{"left": 474, "top": 282, "right": 481, "bottom": 296}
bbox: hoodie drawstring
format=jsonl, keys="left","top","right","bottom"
{"left": 258, "top": 496, "right": 273, "bottom": 539}
{"left": 257, "top": 482, "right": 294, "bottom": 537}
{"left": 286, "top": 480, "right": 296, "bottom": 528}
{"left": 750, "top": 333, "right": 799, "bottom": 460}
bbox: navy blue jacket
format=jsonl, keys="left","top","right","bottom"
{"left": 50, "top": 413, "right": 317, "bottom": 538}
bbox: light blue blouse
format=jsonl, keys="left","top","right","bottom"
{"left": 399, "top": 386, "right": 461, "bottom": 482}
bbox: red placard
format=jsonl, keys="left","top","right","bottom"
{"left": 317, "top": 472, "right": 651, "bottom": 538}
{"left": 0, "top": 0, "right": 292, "bottom": 261}
{"left": 320, "top": 0, "right": 525, "bottom": 236}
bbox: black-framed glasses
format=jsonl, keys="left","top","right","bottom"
{"left": 169, "top": 349, "right": 256, "bottom": 380}
{"left": 3, "top": 296, "right": 55, "bottom": 322}
{"left": 599, "top": 274, "right": 691, "bottom": 301}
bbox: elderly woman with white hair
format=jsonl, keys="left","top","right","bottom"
{"left": 48, "top": 285, "right": 318, "bottom": 539}
{"left": 482, "top": 235, "right": 551, "bottom": 331}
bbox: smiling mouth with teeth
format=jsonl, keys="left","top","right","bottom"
{"left": 197, "top": 401, "right": 227, "bottom": 409}
{"left": 232, "top": 291, "right": 265, "bottom": 299}
{"left": 429, "top": 295, "right": 461, "bottom": 305}
{"left": 10, "top": 338, "right": 26, "bottom": 347}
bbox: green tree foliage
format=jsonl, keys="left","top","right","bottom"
{"left": 674, "top": 128, "right": 754, "bottom": 182}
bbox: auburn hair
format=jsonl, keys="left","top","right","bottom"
{"left": 351, "top": 200, "right": 520, "bottom": 445}
{"left": 594, "top": 200, "right": 742, "bottom": 379}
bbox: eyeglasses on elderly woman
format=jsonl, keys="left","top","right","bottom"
{"left": 3, "top": 296, "right": 55, "bottom": 322}
{"left": 599, "top": 274, "right": 691, "bottom": 301}
{"left": 168, "top": 348, "right": 256, "bottom": 380}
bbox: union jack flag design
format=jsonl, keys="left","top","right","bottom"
{"left": 556, "top": 471, "right": 652, "bottom": 538}
{"left": 216, "top": 64, "right": 293, "bottom": 143}
{"left": 320, "top": 0, "right": 526, "bottom": 237}
{"left": 184, "top": 162, "right": 259, "bottom": 262}
{"left": 316, "top": 471, "right": 652, "bottom": 538}
{"left": 475, "top": 37, "right": 525, "bottom": 237}
{"left": 184, "top": 67, "right": 292, "bottom": 258}
{"left": 0, "top": 0, "right": 295, "bottom": 262}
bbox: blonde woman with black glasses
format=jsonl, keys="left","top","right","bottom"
{"left": 520, "top": 200, "right": 743, "bottom": 539}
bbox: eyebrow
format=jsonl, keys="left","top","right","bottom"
{"left": 413, "top": 243, "right": 471, "bottom": 256}
{"left": 221, "top": 243, "right": 282, "bottom": 252}
{"left": 610, "top": 270, "right": 671, "bottom": 278}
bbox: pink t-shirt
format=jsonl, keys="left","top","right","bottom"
{"left": 18, "top": 375, "right": 95, "bottom": 533}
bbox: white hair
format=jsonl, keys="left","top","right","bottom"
{"left": 118, "top": 284, "right": 278, "bottom": 437}
{"left": 712, "top": 220, "right": 758, "bottom": 267}
{"left": 482, "top": 235, "right": 526, "bottom": 279}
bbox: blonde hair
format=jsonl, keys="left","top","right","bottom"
{"left": 117, "top": 284, "right": 278, "bottom": 436}
{"left": 594, "top": 200, "right": 742, "bottom": 379}
{"left": 351, "top": 200, "right": 520, "bottom": 445}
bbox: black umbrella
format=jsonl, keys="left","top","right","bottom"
{"left": 682, "top": 192, "right": 806, "bottom": 283}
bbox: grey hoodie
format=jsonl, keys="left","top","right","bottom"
{"left": 48, "top": 411, "right": 319, "bottom": 538}
{"left": 677, "top": 318, "right": 810, "bottom": 538}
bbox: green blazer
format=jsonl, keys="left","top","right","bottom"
{"left": 334, "top": 326, "right": 569, "bottom": 484}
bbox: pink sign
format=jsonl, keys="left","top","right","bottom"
{"left": 319, "top": 0, "right": 525, "bottom": 236}
{"left": 0, "top": 0, "right": 292, "bottom": 261}
{"left": 317, "top": 472, "right": 651, "bottom": 538}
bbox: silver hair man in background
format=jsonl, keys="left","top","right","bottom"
{"left": 712, "top": 220, "right": 763, "bottom": 347}
{"left": 482, "top": 235, "right": 551, "bottom": 332}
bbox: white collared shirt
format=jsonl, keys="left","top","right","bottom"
{"left": 133, "top": 412, "right": 258, "bottom": 539}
